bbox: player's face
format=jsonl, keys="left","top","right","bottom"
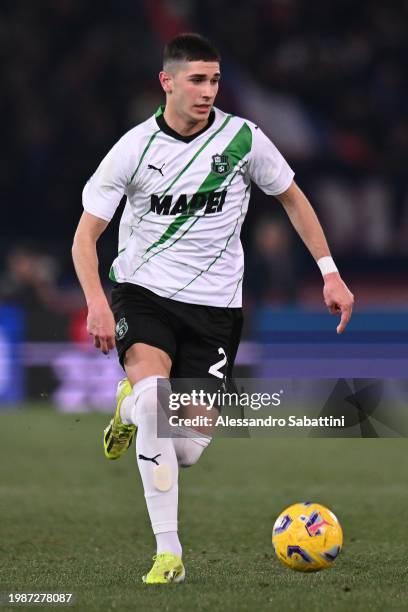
{"left": 166, "top": 61, "right": 220, "bottom": 123}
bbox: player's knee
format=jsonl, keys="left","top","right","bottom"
{"left": 178, "top": 437, "right": 211, "bottom": 468}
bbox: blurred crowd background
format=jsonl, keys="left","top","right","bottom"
{"left": 1, "top": 0, "right": 407, "bottom": 407}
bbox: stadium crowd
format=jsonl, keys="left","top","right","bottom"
{"left": 1, "top": 0, "right": 407, "bottom": 310}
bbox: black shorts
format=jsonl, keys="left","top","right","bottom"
{"left": 111, "top": 283, "right": 243, "bottom": 387}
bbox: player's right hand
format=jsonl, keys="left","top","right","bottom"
{"left": 87, "top": 302, "right": 116, "bottom": 354}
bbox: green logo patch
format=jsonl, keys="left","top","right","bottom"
{"left": 115, "top": 317, "right": 128, "bottom": 340}
{"left": 211, "top": 154, "right": 231, "bottom": 175}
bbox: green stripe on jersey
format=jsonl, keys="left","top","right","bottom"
{"left": 135, "top": 114, "right": 233, "bottom": 227}
{"left": 145, "top": 121, "right": 252, "bottom": 255}
{"left": 169, "top": 181, "right": 250, "bottom": 298}
{"left": 129, "top": 130, "right": 160, "bottom": 183}
{"left": 159, "top": 114, "right": 233, "bottom": 202}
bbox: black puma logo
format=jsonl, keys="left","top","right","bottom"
{"left": 147, "top": 162, "right": 165, "bottom": 176}
{"left": 138, "top": 453, "right": 161, "bottom": 465}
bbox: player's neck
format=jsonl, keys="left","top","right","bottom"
{"left": 163, "top": 106, "right": 208, "bottom": 137}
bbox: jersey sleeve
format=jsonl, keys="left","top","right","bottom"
{"left": 247, "top": 124, "right": 294, "bottom": 196}
{"left": 82, "top": 133, "right": 134, "bottom": 222}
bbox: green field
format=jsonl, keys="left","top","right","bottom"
{"left": 1, "top": 406, "right": 408, "bottom": 611}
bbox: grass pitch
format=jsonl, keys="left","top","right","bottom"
{"left": 1, "top": 406, "right": 408, "bottom": 611}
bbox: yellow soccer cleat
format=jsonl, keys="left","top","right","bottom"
{"left": 103, "top": 378, "right": 136, "bottom": 460}
{"left": 142, "top": 553, "right": 185, "bottom": 585}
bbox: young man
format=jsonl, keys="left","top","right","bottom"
{"left": 72, "top": 33, "right": 354, "bottom": 585}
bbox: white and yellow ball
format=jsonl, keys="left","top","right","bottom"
{"left": 272, "top": 502, "right": 343, "bottom": 572}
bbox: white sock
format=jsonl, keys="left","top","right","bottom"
{"left": 172, "top": 425, "right": 212, "bottom": 467}
{"left": 156, "top": 531, "right": 182, "bottom": 557}
{"left": 128, "top": 376, "right": 182, "bottom": 556}
{"left": 120, "top": 377, "right": 171, "bottom": 427}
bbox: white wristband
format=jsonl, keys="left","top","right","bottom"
{"left": 317, "top": 256, "right": 338, "bottom": 276}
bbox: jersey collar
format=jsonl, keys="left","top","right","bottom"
{"left": 155, "top": 105, "right": 216, "bottom": 143}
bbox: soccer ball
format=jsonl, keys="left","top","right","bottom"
{"left": 272, "top": 502, "right": 343, "bottom": 572}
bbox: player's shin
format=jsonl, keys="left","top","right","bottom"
{"left": 131, "top": 376, "right": 182, "bottom": 558}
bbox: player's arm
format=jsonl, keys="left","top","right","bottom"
{"left": 276, "top": 180, "right": 354, "bottom": 334}
{"left": 73, "top": 131, "right": 135, "bottom": 353}
{"left": 72, "top": 211, "right": 116, "bottom": 354}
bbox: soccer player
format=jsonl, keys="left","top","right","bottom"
{"left": 72, "top": 33, "right": 354, "bottom": 584}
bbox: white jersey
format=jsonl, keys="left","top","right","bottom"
{"left": 82, "top": 106, "right": 294, "bottom": 307}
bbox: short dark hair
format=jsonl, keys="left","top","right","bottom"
{"left": 163, "top": 33, "right": 220, "bottom": 67}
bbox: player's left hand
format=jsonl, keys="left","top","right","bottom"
{"left": 323, "top": 272, "right": 354, "bottom": 334}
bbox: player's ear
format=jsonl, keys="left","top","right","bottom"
{"left": 159, "top": 71, "right": 173, "bottom": 94}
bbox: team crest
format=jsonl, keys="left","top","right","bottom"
{"left": 115, "top": 317, "right": 128, "bottom": 340}
{"left": 211, "top": 154, "right": 231, "bottom": 175}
